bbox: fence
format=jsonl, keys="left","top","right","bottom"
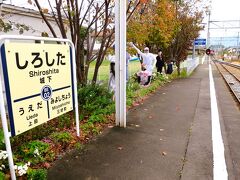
{"left": 180, "top": 55, "right": 205, "bottom": 75}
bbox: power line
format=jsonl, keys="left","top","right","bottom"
{"left": 210, "top": 27, "right": 240, "bottom": 29}
{"left": 209, "top": 19, "right": 240, "bottom": 30}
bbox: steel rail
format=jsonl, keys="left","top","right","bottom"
{"left": 214, "top": 60, "right": 240, "bottom": 69}
{"left": 213, "top": 60, "right": 240, "bottom": 103}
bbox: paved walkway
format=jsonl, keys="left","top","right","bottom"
{"left": 48, "top": 61, "right": 240, "bottom": 180}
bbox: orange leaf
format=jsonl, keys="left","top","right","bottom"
{"left": 42, "top": 8, "right": 49, "bottom": 14}
{"left": 140, "top": 0, "right": 148, "bottom": 3}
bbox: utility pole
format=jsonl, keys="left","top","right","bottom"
{"left": 206, "top": 11, "right": 211, "bottom": 48}
{"left": 115, "top": 0, "right": 126, "bottom": 127}
{"left": 237, "top": 32, "right": 240, "bottom": 58}
{"left": 237, "top": 32, "right": 239, "bottom": 46}
{"left": 192, "top": 39, "right": 195, "bottom": 60}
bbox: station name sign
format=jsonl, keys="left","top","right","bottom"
{"left": 194, "top": 38, "right": 206, "bottom": 46}
{"left": 1, "top": 42, "right": 74, "bottom": 136}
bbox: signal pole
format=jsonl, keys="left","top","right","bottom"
{"left": 206, "top": 10, "right": 211, "bottom": 63}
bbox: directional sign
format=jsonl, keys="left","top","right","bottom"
{"left": 194, "top": 38, "right": 206, "bottom": 46}
{"left": 1, "top": 42, "right": 74, "bottom": 136}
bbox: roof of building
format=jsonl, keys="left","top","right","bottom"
{"left": 0, "top": 3, "right": 54, "bottom": 20}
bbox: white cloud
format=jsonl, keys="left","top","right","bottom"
{"left": 200, "top": 0, "right": 240, "bottom": 39}
{"left": 211, "top": 0, "right": 240, "bottom": 20}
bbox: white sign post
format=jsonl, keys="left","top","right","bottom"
{"left": 115, "top": 0, "right": 127, "bottom": 127}
{"left": 0, "top": 79, "right": 16, "bottom": 179}
{"left": 0, "top": 35, "right": 79, "bottom": 179}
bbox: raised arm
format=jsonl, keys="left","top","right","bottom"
{"left": 129, "top": 42, "right": 144, "bottom": 57}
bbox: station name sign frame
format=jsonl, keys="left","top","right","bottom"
{"left": 1, "top": 42, "right": 76, "bottom": 136}
{"left": 0, "top": 35, "right": 79, "bottom": 180}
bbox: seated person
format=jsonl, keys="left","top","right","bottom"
{"left": 130, "top": 42, "right": 155, "bottom": 86}
{"left": 137, "top": 64, "right": 151, "bottom": 86}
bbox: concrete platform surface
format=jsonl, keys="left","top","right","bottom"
{"left": 48, "top": 61, "right": 240, "bottom": 180}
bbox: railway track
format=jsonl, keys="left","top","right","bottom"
{"left": 214, "top": 60, "right": 240, "bottom": 103}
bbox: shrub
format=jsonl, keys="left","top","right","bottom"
{"left": 180, "top": 68, "right": 188, "bottom": 77}
{"left": 126, "top": 79, "right": 141, "bottom": 106}
{"left": 27, "top": 169, "right": 47, "bottom": 180}
{"left": 92, "top": 127, "right": 101, "bottom": 135}
{"left": 80, "top": 123, "right": 94, "bottom": 135}
{"left": 0, "top": 129, "right": 5, "bottom": 149}
{"left": 57, "top": 114, "right": 72, "bottom": 129}
{"left": 75, "top": 142, "right": 84, "bottom": 150}
{"left": 15, "top": 162, "right": 31, "bottom": 177}
{"left": 88, "top": 114, "right": 106, "bottom": 123}
{"left": 126, "top": 72, "right": 170, "bottom": 107}
{"left": 0, "top": 171, "right": 5, "bottom": 179}
{"left": 80, "top": 123, "right": 101, "bottom": 135}
{"left": 11, "top": 123, "right": 56, "bottom": 148}
{"left": 18, "top": 141, "right": 50, "bottom": 164}
{"left": 78, "top": 84, "right": 112, "bottom": 105}
{"left": 78, "top": 84, "right": 115, "bottom": 121}
{"left": 50, "top": 132, "right": 73, "bottom": 148}
{"left": 0, "top": 150, "right": 8, "bottom": 176}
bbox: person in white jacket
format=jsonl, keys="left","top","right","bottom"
{"left": 107, "top": 53, "right": 116, "bottom": 93}
{"left": 107, "top": 47, "right": 131, "bottom": 95}
{"left": 129, "top": 42, "right": 156, "bottom": 86}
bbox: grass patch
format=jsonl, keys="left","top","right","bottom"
{"left": 88, "top": 60, "right": 141, "bottom": 81}
{"left": 27, "top": 169, "right": 47, "bottom": 180}
{"left": 167, "top": 67, "right": 189, "bottom": 79}
{"left": 126, "top": 73, "right": 169, "bottom": 107}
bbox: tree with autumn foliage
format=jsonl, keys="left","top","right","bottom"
{"left": 165, "top": 0, "right": 204, "bottom": 75}
{"left": 128, "top": 0, "right": 205, "bottom": 74}
{"left": 127, "top": 0, "right": 177, "bottom": 52}
{"left": 146, "top": 0, "right": 177, "bottom": 51}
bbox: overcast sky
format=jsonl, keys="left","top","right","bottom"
{"left": 6, "top": 0, "right": 240, "bottom": 18}
{"left": 210, "top": 0, "right": 240, "bottom": 20}
{"left": 201, "top": 0, "right": 240, "bottom": 38}
{"left": 4, "top": 0, "right": 240, "bottom": 38}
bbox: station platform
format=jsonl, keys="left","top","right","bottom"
{"left": 48, "top": 60, "right": 240, "bottom": 180}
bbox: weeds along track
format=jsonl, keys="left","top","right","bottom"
{"left": 214, "top": 60, "right": 240, "bottom": 103}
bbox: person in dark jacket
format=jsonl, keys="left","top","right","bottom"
{"left": 166, "top": 62, "right": 173, "bottom": 74}
{"left": 156, "top": 49, "right": 165, "bottom": 74}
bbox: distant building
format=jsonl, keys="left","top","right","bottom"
{"left": 0, "top": 3, "right": 68, "bottom": 108}
{"left": 210, "top": 37, "right": 240, "bottom": 48}
{"left": 210, "top": 45, "right": 225, "bottom": 52}
{"left": 0, "top": 3, "right": 64, "bottom": 37}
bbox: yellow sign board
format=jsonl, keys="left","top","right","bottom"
{"left": 1, "top": 42, "right": 74, "bottom": 136}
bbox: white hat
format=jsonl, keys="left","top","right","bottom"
{"left": 144, "top": 47, "right": 149, "bottom": 51}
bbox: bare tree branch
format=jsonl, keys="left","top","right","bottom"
{"left": 55, "top": 0, "right": 67, "bottom": 38}
{"left": 66, "top": 0, "right": 75, "bottom": 43}
{"left": 34, "top": 0, "right": 57, "bottom": 37}
{"left": 47, "top": 0, "right": 60, "bottom": 28}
